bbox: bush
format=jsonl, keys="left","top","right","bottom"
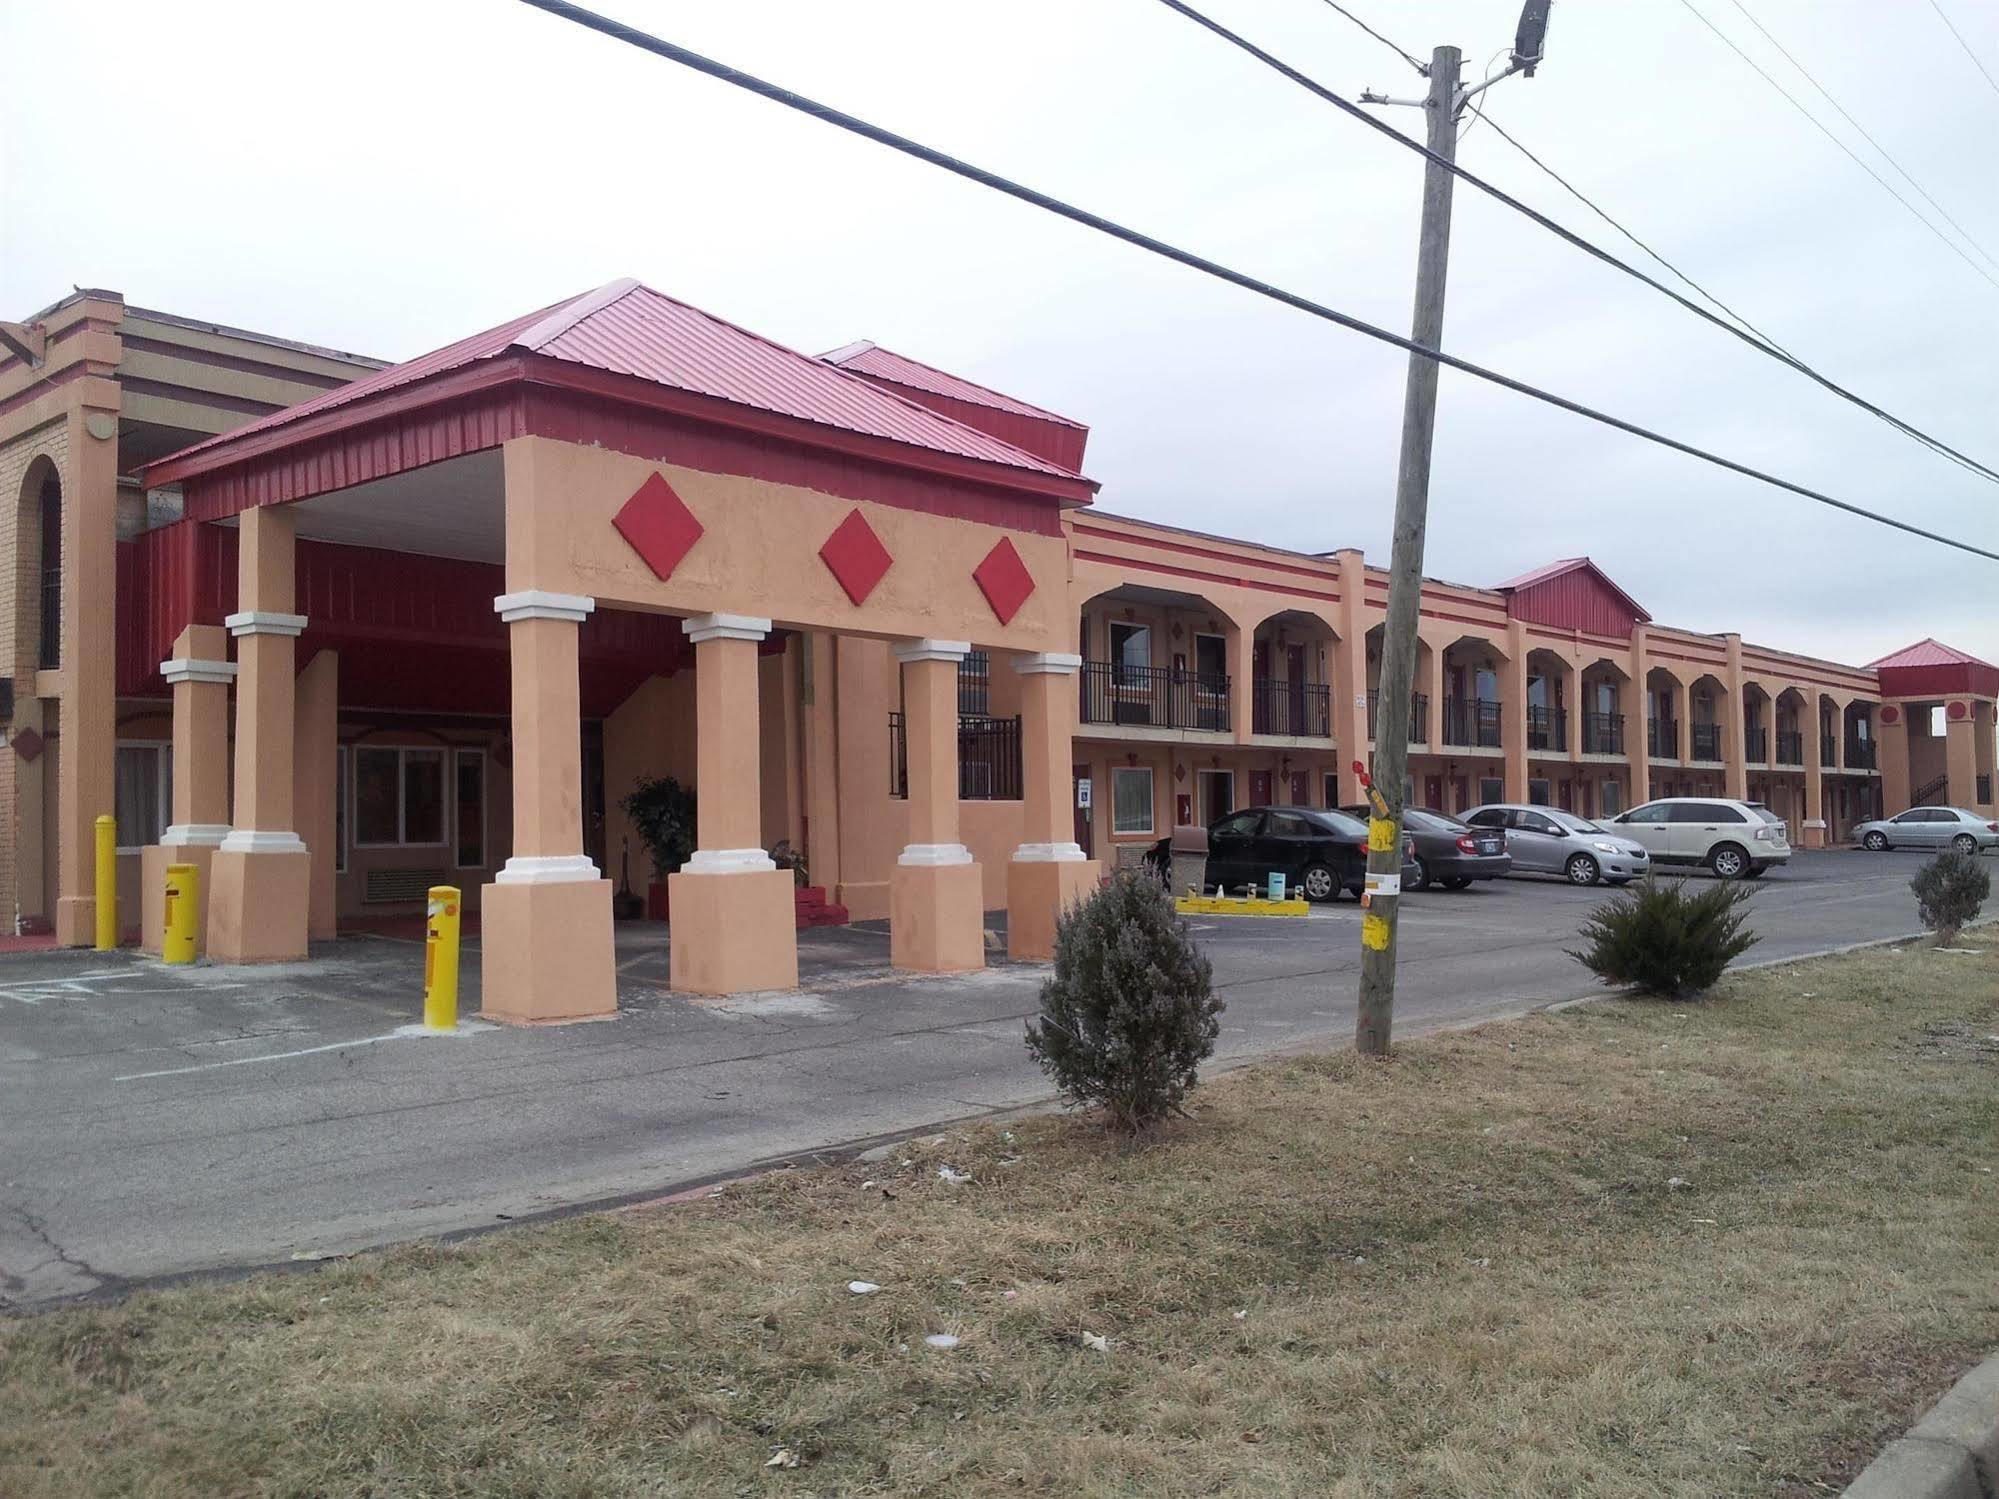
{"left": 1025, "top": 871, "right": 1221, "bottom": 1132}
{"left": 1568, "top": 876, "right": 1758, "bottom": 1000}
{"left": 1911, "top": 851, "right": 1989, "bottom": 944}
{"left": 620, "top": 776, "right": 697, "bottom": 880}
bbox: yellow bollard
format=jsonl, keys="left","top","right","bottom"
{"left": 163, "top": 862, "right": 199, "bottom": 965}
{"left": 94, "top": 813, "right": 118, "bottom": 951}
{"left": 424, "top": 885, "right": 462, "bottom": 1031}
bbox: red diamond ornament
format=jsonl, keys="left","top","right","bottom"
{"left": 613, "top": 473, "right": 705, "bottom": 582}
{"left": 10, "top": 725, "right": 43, "bottom": 763}
{"left": 973, "top": 537, "right": 1035, "bottom": 625}
{"left": 819, "top": 509, "right": 893, "bottom": 605}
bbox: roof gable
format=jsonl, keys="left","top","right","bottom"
{"left": 147, "top": 280, "right": 1089, "bottom": 489}
{"left": 1867, "top": 638, "right": 1999, "bottom": 699}
{"left": 1495, "top": 557, "right": 1650, "bottom": 638}
{"left": 820, "top": 340, "right": 1089, "bottom": 473}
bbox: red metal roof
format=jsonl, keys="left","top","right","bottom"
{"left": 1865, "top": 638, "right": 1995, "bottom": 671}
{"left": 150, "top": 279, "right": 1084, "bottom": 484}
{"left": 819, "top": 340, "right": 1085, "bottom": 429}
{"left": 1493, "top": 556, "right": 1651, "bottom": 624}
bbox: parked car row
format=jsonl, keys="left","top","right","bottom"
{"left": 1851, "top": 807, "right": 1999, "bottom": 855}
{"left": 1152, "top": 794, "right": 1827, "bottom": 903}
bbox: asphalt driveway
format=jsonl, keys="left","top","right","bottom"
{"left": 0, "top": 848, "right": 1968, "bottom": 1310}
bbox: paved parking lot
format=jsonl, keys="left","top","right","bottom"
{"left": 0, "top": 848, "right": 1969, "bottom": 1309}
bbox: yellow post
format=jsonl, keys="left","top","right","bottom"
{"left": 93, "top": 813, "right": 118, "bottom": 951}
{"left": 424, "top": 885, "right": 462, "bottom": 1031}
{"left": 163, "top": 863, "right": 199, "bottom": 965}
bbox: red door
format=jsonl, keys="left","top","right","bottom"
{"left": 1289, "top": 770, "right": 1310, "bottom": 805}
{"left": 1250, "top": 769, "right": 1274, "bottom": 806}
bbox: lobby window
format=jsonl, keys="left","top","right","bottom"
{"left": 1111, "top": 766, "right": 1154, "bottom": 835}
{"left": 354, "top": 747, "right": 446, "bottom": 847}
{"left": 38, "top": 471, "right": 61, "bottom": 670}
{"left": 455, "top": 749, "right": 486, "bottom": 869}
{"left": 114, "top": 742, "right": 171, "bottom": 852}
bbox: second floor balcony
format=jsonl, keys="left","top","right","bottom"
{"left": 1845, "top": 736, "right": 1878, "bottom": 770}
{"left": 1746, "top": 725, "right": 1768, "bottom": 762}
{"left": 1776, "top": 730, "right": 1803, "bottom": 765}
{"left": 1251, "top": 678, "right": 1331, "bottom": 738}
{"left": 1648, "top": 717, "right": 1679, "bottom": 759}
{"left": 1441, "top": 696, "right": 1502, "bottom": 750}
{"left": 1582, "top": 711, "right": 1624, "bottom": 755}
{"left": 1079, "top": 661, "right": 1229, "bottom": 734}
{"left": 1367, "top": 690, "right": 1430, "bottom": 745}
{"left": 1526, "top": 705, "right": 1567, "bottom": 754}
{"left": 1690, "top": 722, "right": 1723, "bottom": 762}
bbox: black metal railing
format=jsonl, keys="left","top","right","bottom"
{"left": 1844, "top": 737, "right": 1877, "bottom": 770}
{"left": 1690, "top": 722, "right": 1723, "bottom": 762}
{"left": 957, "top": 653, "right": 991, "bottom": 716}
{"left": 1441, "top": 696, "right": 1502, "bottom": 749}
{"left": 1745, "top": 726, "right": 1768, "bottom": 762}
{"left": 1914, "top": 772, "right": 1948, "bottom": 805}
{"left": 1527, "top": 705, "right": 1568, "bottom": 753}
{"left": 1079, "top": 661, "right": 1230, "bottom": 732}
{"left": 1582, "top": 711, "right": 1624, "bottom": 755}
{"left": 1775, "top": 730, "right": 1803, "bottom": 765}
{"left": 1366, "top": 691, "right": 1429, "bottom": 744}
{"left": 1648, "top": 717, "right": 1679, "bottom": 759}
{"left": 1820, "top": 734, "right": 1837, "bottom": 768}
{"left": 889, "top": 712, "right": 1023, "bottom": 800}
{"left": 1251, "top": 678, "right": 1331, "bottom": 737}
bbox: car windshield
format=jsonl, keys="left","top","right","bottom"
{"left": 1550, "top": 811, "right": 1604, "bottom": 835}
{"left": 1308, "top": 809, "right": 1367, "bottom": 838}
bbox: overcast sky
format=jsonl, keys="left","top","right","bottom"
{"left": 5, "top": 0, "right": 1996, "bottom": 669}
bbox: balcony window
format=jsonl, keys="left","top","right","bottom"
{"left": 1110, "top": 622, "right": 1150, "bottom": 683}
{"left": 1111, "top": 766, "right": 1154, "bottom": 835}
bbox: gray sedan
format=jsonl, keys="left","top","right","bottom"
{"left": 1853, "top": 807, "right": 1998, "bottom": 855}
{"left": 1464, "top": 804, "right": 1652, "bottom": 886}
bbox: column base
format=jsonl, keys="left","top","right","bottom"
{"left": 141, "top": 843, "right": 221, "bottom": 957}
{"left": 1006, "top": 855, "right": 1101, "bottom": 962}
{"left": 206, "top": 846, "right": 311, "bottom": 963}
{"left": 479, "top": 876, "right": 618, "bottom": 1024}
{"left": 54, "top": 896, "right": 96, "bottom": 949}
{"left": 667, "top": 867, "right": 798, "bottom": 995}
{"left": 1800, "top": 819, "right": 1828, "bottom": 850}
{"left": 891, "top": 859, "right": 986, "bottom": 973}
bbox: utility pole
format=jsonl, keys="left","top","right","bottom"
{"left": 1355, "top": 6, "right": 1549, "bottom": 1058}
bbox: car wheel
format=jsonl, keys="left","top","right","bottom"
{"left": 1442, "top": 877, "right": 1472, "bottom": 890}
{"left": 1300, "top": 864, "right": 1338, "bottom": 903}
{"left": 1708, "top": 843, "right": 1750, "bottom": 879}
{"left": 1411, "top": 857, "right": 1432, "bottom": 892}
{"left": 1564, "top": 852, "right": 1601, "bottom": 886}
{"left": 1952, "top": 833, "right": 1980, "bottom": 856}
{"left": 1862, "top": 830, "right": 1888, "bottom": 851}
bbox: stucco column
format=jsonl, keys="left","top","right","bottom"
{"left": 206, "top": 506, "right": 312, "bottom": 963}
{"left": 480, "top": 590, "right": 617, "bottom": 1022}
{"left": 1627, "top": 626, "right": 1652, "bottom": 804}
{"left": 1502, "top": 626, "right": 1528, "bottom": 803}
{"left": 140, "top": 624, "right": 235, "bottom": 956}
{"left": 1723, "top": 635, "right": 1748, "bottom": 800}
{"left": 1229, "top": 624, "right": 1254, "bottom": 744}
{"left": 668, "top": 613, "right": 798, "bottom": 995}
{"left": 295, "top": 650, "right": 339, "bottom": 942}
{"left": 1333, "top": 550, "right": 1369, "bottom": 802}
{"left": 53, "top": 396, "right": 120, "bottom": 947}
{"left": 1801, "top": 692, "right": 1826, "bottom": 848}
{"left": 1878, "top": 707, "right": 1912, "bottom": 816}
{"left": 890, "top": 639, "right": 984, "bottom": 972}
{"left": 1008, "top": 652, "right": 1099, "bottom": 961}
{"left": 1421, "top": 639, "right": 1444, "bottom": 749}
{"left": 1946, "top": 706, "right": 1979, "bottom": 808}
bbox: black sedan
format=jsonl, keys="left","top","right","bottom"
{"left": 1153, "top": 806, "right": 1419, "bottom": 903}
{"left": 1340, "top": 805, "right": 1512, "bottom": 891}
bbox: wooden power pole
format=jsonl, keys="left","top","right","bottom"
{"left": 1355, "top": 43, "right": 1462, "bottom": 1058}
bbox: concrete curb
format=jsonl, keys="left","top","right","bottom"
{"left": 1844, "top": 1354, "right": 1999, "bottom": 1498}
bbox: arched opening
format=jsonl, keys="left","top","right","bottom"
{"left": 1742, "top": 683, "right": 1772, "bottom": 767}
{"left": 36, "top": 465, "right": 61, "bottom": 671}
{"left": 1250, "top": 609, "right": 1336, "bottom": 739}
{"left": 1578, "top": 658, "right": 1630, "bottom": 756}
{"left": 1688, "top": 673, "right": 1728, "bottom": 765}
{"left": 1526, "top": 648, "right": 1575, "bottom": 756}
{"left": 1364, "top": 623, "right": 1434, "bottom": 747}
{"left": 1645, "top": 667, "right": 1685, "bottom": 761}
{"left": 1440, "top": 634, "right": 1506, "bottom": 749}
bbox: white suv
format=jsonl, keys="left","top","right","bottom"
{"left": 1606, "top": 797, "right": 1792, "bottom": 879}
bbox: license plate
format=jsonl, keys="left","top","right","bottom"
{"left": 1478, "top": 839, "right": 1503, "bottom": 855}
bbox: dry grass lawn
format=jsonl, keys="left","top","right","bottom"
{"left": 3, "top": 932, "right": 1996, "bottom": 1498}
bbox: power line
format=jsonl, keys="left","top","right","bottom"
{"left": 1315, "top": 0, "right": 1424, "bottom": 77}
{"left": 1727, "top": 0, "right": 1999, "bottom": 275}
{"left": 1677, "top": 0, "right": 1999, "bottom": 296}
{"left": 1154, "top": 0, "right": 1999, "bottom": 489}
{"left": 509, "top": 0, "right": 1999, "bottom": 565}
{"left": 1928, "top": 0, "right": 1999, "bottom": 103}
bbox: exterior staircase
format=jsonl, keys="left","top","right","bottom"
{"left": 794, "top": 885, "right": 850, "bottom": 929}
{"left": 1912, "top": 773, "right": 1948, "bottom": 807}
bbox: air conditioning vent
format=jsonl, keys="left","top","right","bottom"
{"left": 363, "top": 868, "right": 446, "bottom": 905}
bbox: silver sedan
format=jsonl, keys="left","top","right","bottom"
{"left": 1853, "top": 807, "right": 1999, "bottom": 855}
{"left": 1463, "top": 804, "right": 1653, "bottom": 886}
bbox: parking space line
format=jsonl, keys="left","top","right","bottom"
{"left": 114, "top": 1021, "right": 494, "bottom": 1082}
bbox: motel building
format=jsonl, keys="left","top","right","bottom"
{"left": 2, "top": 280, "right": 1996, "bottom": 1020}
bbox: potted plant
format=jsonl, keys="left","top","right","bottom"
{"left": 620, "top": 775, "right": 697, "bottom": 920}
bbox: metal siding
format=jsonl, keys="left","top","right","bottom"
{"left": 839, "top": 377, "right": 1088, "bottom": 472}
{"left": 1507, "top": 572, "right": 1639, "bottom": 638}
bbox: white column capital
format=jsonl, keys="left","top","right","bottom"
{"left": 494, "top": 853, "right": 602, "bottom": 885}
{"left": 1013, "top": 651, "right": 1083, "bottom": 677}
{"left": 899, "top": 842, "right": 974, "bottom": 867}
{"left": 161, "top": 823, "right": 232, "bottom": 848}
{"left": 893, "top": 639, "right": 972, "bottom": 666}
{"left": 160, "top": 658, "right": 238, "bottom": 685}
{"left": 225, "top": 611, "right": 307, "bottom": 638}
{"left": 1012, "top": 841, "right": 1088, "bottom": 863}
{"left": 219, "top": 829, "right": 308, "bottom": 854}
{"left": 682, "top": 612, "right": 773, "bottom": 646}
{"left": 683, "top": 847, "right": 778, "bottom": 874}
{"left": 494, "top": 590, "right": 596, "bottom": 624}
